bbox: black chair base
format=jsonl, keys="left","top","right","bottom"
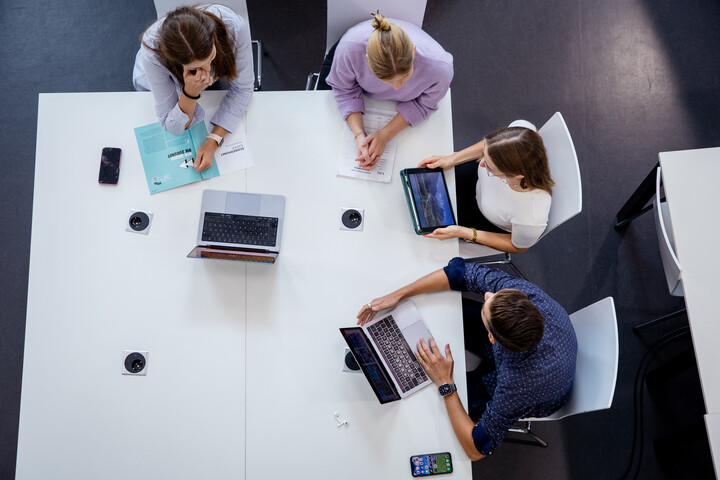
{"left": 507, "top": 421, "right": 549, "bottom": 448}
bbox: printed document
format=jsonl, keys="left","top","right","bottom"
{"left": 134, "top": 120, "right": 253, "bottom": 194}
{"left": 337, "top": 107, "right": 398, "bottom": 183}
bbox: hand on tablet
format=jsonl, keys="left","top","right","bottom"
{"left": 423, "top": 225, "right": 469, "bottom": 241}
{"left": 418, "top": 155, "right": 454, "bottom": 170}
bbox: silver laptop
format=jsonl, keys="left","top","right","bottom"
{"left": 340, "top": 301, "right": 434, "bottom": 404}
{"left": 187, "top": 189, "right": 285, "bottom": 263}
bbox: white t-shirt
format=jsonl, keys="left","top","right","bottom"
{"left": 475, "top": 166, "right": 552, "bottom": 249}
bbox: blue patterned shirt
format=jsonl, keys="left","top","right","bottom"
{"left": 443, "top": 258, "right": 577, "bottom": 456}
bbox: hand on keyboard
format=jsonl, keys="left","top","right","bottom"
{"left": 415, "top": 337, "right": 454, "bottom": 386}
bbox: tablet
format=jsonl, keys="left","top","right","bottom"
{"left": 400, "top": 168, "right": 456, "bottom": 235}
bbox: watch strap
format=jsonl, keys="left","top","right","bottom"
{"left": 207, "top": 133, "right": 224, "bottom": 146}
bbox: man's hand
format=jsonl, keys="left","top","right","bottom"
{"left": 416, "top": 338, "right": 454, "bottom": 385}
{"left": 195, "top": 139, "right": 218, "bottom": 172}
{"left": 356, "top": 292, "right": 402, "bottom": 325}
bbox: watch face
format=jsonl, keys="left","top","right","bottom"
{"left": 439, "top": 384, "right": 454, "bottom": 396}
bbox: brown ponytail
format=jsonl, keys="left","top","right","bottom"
{"left": 485, "top": 127, "right": 555, "bottom": 194}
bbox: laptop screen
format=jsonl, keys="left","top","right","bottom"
{"left": 340, "top": 327, "right": 401, "bottom": 404}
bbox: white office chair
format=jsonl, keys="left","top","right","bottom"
{"left": 306, "top": 0, "right": 428, "bottom": 90}
{"left": 633, "top": 167, "right": 686, "bottom": 331}
{"left": 508, "top": 297, "right": 619, "bottom": 447}
{"left": 153, "top": 0, "right": 263, "bottom": 90}
{"left": 460, "top": 112, "right": 582, "bottom": 278}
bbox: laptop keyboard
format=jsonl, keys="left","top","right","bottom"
{"left": 367, "top": 315, "right": 428, "bottom": 393}
{"left": 202, "top": 212, "right": 278, "bottom": 246}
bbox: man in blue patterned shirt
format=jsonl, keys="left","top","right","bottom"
{"left": 356, "top": 257, "right": 577, "bottom": 460}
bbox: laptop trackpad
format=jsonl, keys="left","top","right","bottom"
{"left": 401, "top": 321, "right": 433, "bottom": 355}
{"left": 226, "top": 192, "right": 260, "bottom": 215}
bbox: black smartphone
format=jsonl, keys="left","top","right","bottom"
{"left": 410, "top": 452, "right": 453, "bottom": 477}
{"left": 99, "top": 147, "right": 121, "bottom": 184}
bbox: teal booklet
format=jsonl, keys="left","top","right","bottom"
{"left": 134, "top": 121, "right": 220, "bottom": 194}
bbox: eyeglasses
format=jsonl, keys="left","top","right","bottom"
{"left": 482, "top": 159, "right": 499, "bottom": 178}
{"left": 481, "top": 157, "right": 515, "bottom": 186}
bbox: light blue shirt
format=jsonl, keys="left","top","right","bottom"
{"left": 134, "top": 4, "right": 254, "bottom": 135}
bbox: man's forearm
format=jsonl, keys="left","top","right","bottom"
{"left": 443, "top": 392, "right": 485, "bottom": 461}
{"left": 392, "top": 269, "right": 450, "bottom": 302}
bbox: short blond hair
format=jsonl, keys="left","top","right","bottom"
{"left": 366, "top": 13, "right": 413, "bottom": 80}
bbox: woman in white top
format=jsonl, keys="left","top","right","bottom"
{"left": 418, "top": 125, "right": 554, "bottom": 253}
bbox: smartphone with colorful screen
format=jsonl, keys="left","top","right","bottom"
{"left": 410, "top": 452, "right": 453, "bottom": 476}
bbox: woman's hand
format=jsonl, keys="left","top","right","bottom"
{"left": 195, "top": 139, "right": 219, "bottom": 172}
{"left": 354, "top": 132, "right": 373, "bottom": 168}
{"left": 418, "top": 154, "right": 455, "bottom": 170}
{"left": 415, "top": 338, "right": 454, "bottom": 386}
{"left": 356, "top": 292, "right": 402, "bottom": 325}
{"left": 360, "top": 131, "right": 389, "bottom": 169}
{"left": 423, "top": 225, "right": 472, "bottom": 241}
{"left": 183, "top": 68, "right": 214, "bottom": 97}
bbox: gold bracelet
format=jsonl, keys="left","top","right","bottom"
{"left": 354, "top": 132, "right": 365, "bottom": 139}
{"left": 464, "top": 227, "right": 477, "bottom": 244}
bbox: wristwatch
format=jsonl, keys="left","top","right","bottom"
{"left": 438, "top": 383, "right": 457, "bottom": 397}
{"left": 207, "top": 133, "right": 224, "bottom": 146}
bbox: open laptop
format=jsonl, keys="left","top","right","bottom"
{"left": 339, "top": 301, "right": 434, "bottom": 404}
{"left": 187, "top": 189, "right": 285, "bottom": 263}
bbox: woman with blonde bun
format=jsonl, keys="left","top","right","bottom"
{"left": 326, "top": 13, "right": 453, "bottom": 170}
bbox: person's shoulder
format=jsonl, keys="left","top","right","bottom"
{"left": 529, "top": 189, "right": 552, "bottom": 216}
{"left": 141, "top": 16, "right": 162, "bottom": 45}
{"left": 414, "top": 47, "right": 454, "bottom": 77}
{"left": 206, "top": 3, "right": 238, "bottom": 17}
{"left": 140, "top": 19, "right": 163, "bottom": 62}
{"left": 342, "top": 19, "right": 373, "bottom": 43}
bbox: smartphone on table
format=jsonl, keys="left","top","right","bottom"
{"left": 98, "top": 147, "right": 121, "bottom": 184}
{"left": 410, "top": 452, "right": 453, "bottom": 476}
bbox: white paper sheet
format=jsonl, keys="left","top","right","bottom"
{"left": 337, "top": 107, "right": 398, "bottom": 183}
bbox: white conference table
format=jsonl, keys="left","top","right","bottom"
{"left": 660, "top": 147, "right": 720, "bottom": 477}
{"left": 17, "top": 90, "right": 470, "bottom": 479}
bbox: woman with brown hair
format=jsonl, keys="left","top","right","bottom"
{"left": 133, "top": 4, "right": 254, "bottom": 172}
{"left": 418, "top": 123, "right": 554, "bottom": 252}
{"left": 326, "top": 12, "right": 453, "bottom": 170}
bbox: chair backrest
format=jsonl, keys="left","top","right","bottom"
{"left": 538, "top": 297, "right": 619, "bottom": 421}
{"left": 153, "top": 1, "right": 252, "bottom": 39}
{"left": 326, "top": 0, "right": 427, "bottom": 52}
{"left": 537, "top": 112, "right": 582, "bottom": 238}
{"left": 654, "top": 167, "right": 684, "bottom": 296}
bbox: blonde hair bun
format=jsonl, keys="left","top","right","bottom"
{"left": 370, "top": 12, "right": 391, "bottom": 31}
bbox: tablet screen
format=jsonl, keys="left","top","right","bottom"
{"left": 408, "top": 170, "right": 455, "bottom": 230}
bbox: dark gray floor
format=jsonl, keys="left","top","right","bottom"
{"left": 1, "top": 1, "right": 718, "bottom": 479}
